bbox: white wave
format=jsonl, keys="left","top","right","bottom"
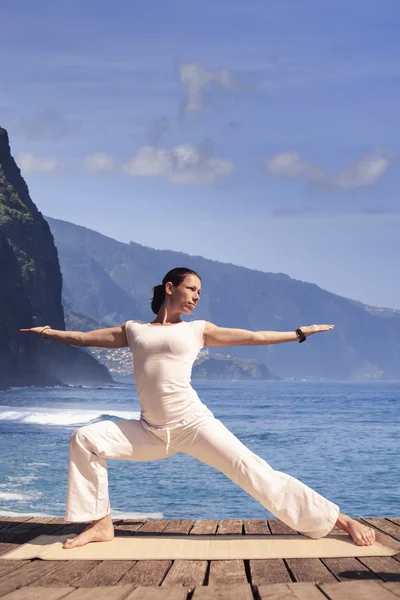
{"left": 5, "top": 475, "right": 39, "bottom": 484}
{"left": 0, "top": 492, "right": 26, "bottom": 501}
{"left": 111, "top": 510, "right": 164, "bottom": 520}
{"left": 0, "top": 491, "right": 42, "bottom": 501}
{"left": 9, "top": 386, "right": 35, "bottom": 391}
{"left": 0, "top": 406, "right": 140, "bottom": 426}
{"left": 0, "top": 509, "right": 56, "bottom": 518}
{"left": 0, "top": 509, "right": 164, "bottom": 520}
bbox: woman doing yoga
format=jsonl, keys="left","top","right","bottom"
{"left": 21, "top": 267, "right": 376, "bottom": 549}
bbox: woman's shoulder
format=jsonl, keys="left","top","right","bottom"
{"left": 125, "top": 319, "right": 146, "bottom": 329}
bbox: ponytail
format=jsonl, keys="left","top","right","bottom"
{"left": 151, "top": 284, "right": 166, "bottom": 315}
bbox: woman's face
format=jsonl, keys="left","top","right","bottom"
{"left": 169, "top": 274, "right": 201, "bottom": 313}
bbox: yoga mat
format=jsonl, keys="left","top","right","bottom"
{"left": 2, "top": 532, "right": 399, "bottom": 560}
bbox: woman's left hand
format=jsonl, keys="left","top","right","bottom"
{"left": 300, "top": 324, "right": 335, "bottom": 337}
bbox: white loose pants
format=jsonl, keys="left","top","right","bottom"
{"left": 65, "top": 410, "right": 340, "bottom": 538}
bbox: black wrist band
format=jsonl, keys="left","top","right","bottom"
{"left": 295, "top": 328, "right": 306, "bottom": 343}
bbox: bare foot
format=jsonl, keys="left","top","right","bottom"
{"left": 336, "top": 513, "right": 376, "bottom": 546}
{"left": 63, "top": 514, "right": 114, "bottom": 549}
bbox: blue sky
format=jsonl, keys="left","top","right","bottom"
{"left": 1, "top": 0, "right": 400, "bottom": 308}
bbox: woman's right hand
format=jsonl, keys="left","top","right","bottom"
{"left": 20, "top": 326, "right": 51, "bottom": 337}
{"left": 300, "top": 324, "right": 335, "bottom": 337}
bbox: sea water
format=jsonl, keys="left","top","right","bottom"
{"left": 0, "top": 380, "right": 398, "bottom": 520}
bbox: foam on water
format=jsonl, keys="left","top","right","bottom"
{"left": 0, "top": 509, "right": 164, "bottom": 519}
{"left": 0, "top": 406, "right": 140, "bottom": 426}
{"left": 0, "top": 491, "right": 42, "bottom": 501}
{"left": 0, "top": 510, "right": 52, "bottom": 518}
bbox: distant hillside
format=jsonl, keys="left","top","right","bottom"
{"left": 0, "top": 128, "right": 112, "bottom": 388}
{"left": 192, "top": 355, "right": 279, "bottom": 380}
{"left": 47, "top": 216, "right": 400, "bottom": 380}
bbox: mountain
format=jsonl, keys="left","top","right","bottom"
{"left": 46, "top": 216, "right": 400, "bottom": 380}
{"left": 192, "top": 355, "right": 279, "bottom": 380}
{"left": 0, "top": 127, "right": 112, "bottom": 388}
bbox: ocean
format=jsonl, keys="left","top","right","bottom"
{"left": 0, "top": 379, "right": 398, "bottom": 521}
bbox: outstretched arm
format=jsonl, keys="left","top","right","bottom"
{"left": 203, "top": 322, "right": 335, "bottom": 347}
{"left": 20, "top": 323, "right": 129, "bottom": 348}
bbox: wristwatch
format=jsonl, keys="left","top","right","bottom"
{"left": 295, "top": 328, "right": 306, "bottom": 343}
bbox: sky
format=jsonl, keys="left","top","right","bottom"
{"left": 1, "top": 0, "right": 400, "bottom": 309}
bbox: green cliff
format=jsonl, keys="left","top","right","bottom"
{"left": 0, "top": 127, "right": 112, "bottom": 388}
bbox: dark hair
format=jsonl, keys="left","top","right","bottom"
{"left": 150, "top": 267, "right": 201, "bottom": 314}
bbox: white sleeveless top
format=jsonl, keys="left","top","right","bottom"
{"left": 125, "top": 320, "right": 211, "bottom": 427}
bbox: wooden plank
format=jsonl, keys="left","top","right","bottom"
{"left": 249, "top": 559, "right": 292, "bottom": 585}
{"left": 357, "top": 557, "right": 400, "bottom": 582}
{"left": 243, "top": 520, "right": 270, "bottom": 535}
{"left": 0, "top": 560, "right": 30, "bottom": 579}
{"left": 0, "top": 561, "right": 62, "bottom": 596}
{"left": 208, "top": 560, "right": 248, "bottom": 585}
{"left": 320, "top": 580, "right": 400, "bottom": 599}
{"left": 217, "top": 520, "right": 243, "bottom": 535}
{"left": 321, "top": 557, "right": 382, "bottom": 581}
{"left": 360, "top": 518, "right": 400, "bottom": 542}
{"left": 135, "top": 520, "right": 170, "bottom": 534}
{"left": 126, "top": 588, "right": 189, "bottom": 600}
{"left": 192, "top": 584, "right": 254, "bottom": 599}
{"left": 0, "top": 521, "right": 31, "bottom": 532}
{"left": 0, "top": 518, "right": 67, "bottom": 544}
{"left": 163, "top": 520, "right": 194, "bottom": 535}
{"left": 160, "top": 517, "right": 213, "bottom": 588}
{"left": 109, "top": 518, "right": 173, "bottom": 587}
{"left": 118, "top": 560, "right": 173, "bottom": 586}
{"left": 388, "top": 519, "right": 400, "bottom": 527}
{"left": 380, "top": 583, "right": 400, "bottom": 598}
{"left": 114, "top": 520, "right": 146, "bottom": 534}
{"left": 267, "top": 520, "right": 299, "bottom": 535}
{"left": 257, "top": 582, "right": 327, "bottom": 599}
{"left": 190, "top": 520, "right": 218, "bottom": 535}
{"left": 0, "top": 544, "right": 20, "bottom": 557}
{"left": 245, "top": 517, "right": 291, "bottom": 585}
{"left": 161, "top": 559, "right": 207, "bottom": 588}
{"left": 58, "top": 587, "right": 135, "bottom": 600}
{"left": 212, "top": 520, "right": 246, "bottom": 586}
{"left": 0, "top": 588, "right": 75, "bottom": 600}
{"left": 46, "top": 522, "right": 91, "bottom": 537}
{"left": 72, "top": 560, "right": 137, "bottom": 587}
{"left": 23, "top": 517, "right": 56, "bottom": 524}
{"left": 0, "top": 517, "right": 33, "bottom": 523}
{"left": 29, "top": 560, "right": 101, "bottom": 587}
{"left": 45, "top": 518, "right": 69, "bottom": 525}
{"left": 113, "top": 520, "right": 173, "bottom": 587}
{"left": 285, "top": 558, "right": 337, "bottom": 583}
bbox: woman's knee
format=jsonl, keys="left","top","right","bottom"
{"left": 70, "top": 424, "right": 95, "bottom": 449}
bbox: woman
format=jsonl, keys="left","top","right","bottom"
{"left": 21, "top": 267, "right": 376, "bottom": 549}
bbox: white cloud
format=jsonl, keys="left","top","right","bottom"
{"left": 267, "top": 151, "right": 324, "bottom": 182}
{"left": 179, "top": 62, "right": 236, "bottom": 113}
{"left": 122, "top": 144, "right": 234, "bottom": 186}
{"left": 266, "top": 150, "right": 389, "bottom": 189}
{"left": 83, "top": 152, "right": 115, "bottom": 172}
{"left": 330, "top": 152, "right": 388, "bottom": 189}
{"left": 17, "top": 152, "right": 59, "bottom": 174}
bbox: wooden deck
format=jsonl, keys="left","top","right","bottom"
{"left": 0, "top": 516, "right": 399, "bottom": 599}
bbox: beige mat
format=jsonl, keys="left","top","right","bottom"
{"left": 2, "top": 532, "right": 399, "bottom": 560}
